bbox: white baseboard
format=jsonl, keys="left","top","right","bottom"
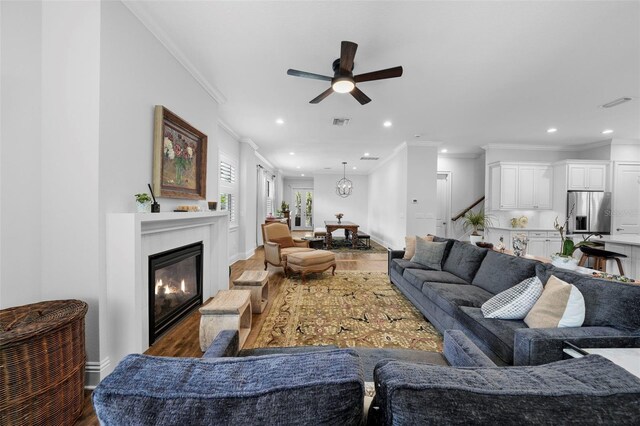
{"left": 371, "top": 235, "right": 394, "bottom": 250}
{"left": 85, "top": 357, "right": 110, "bottom": 388}
{"left": 243, "top": 247, "right": 256, "bottom": 260}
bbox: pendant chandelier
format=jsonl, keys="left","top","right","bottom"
{"left": 336, "top": 162, "right": 353, "bottom": 198}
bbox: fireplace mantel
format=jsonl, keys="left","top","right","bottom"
{"left": 105, "top": 211, "right": 228, "bottom": 378}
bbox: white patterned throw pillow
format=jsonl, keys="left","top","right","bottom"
{"left": 481, "top": 276, "right": 543, "bottom": 320}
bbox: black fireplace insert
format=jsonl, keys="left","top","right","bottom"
{"left": 148, "top": 242, "right": 203, "bottom": 345}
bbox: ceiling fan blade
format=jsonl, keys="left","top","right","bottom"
{"left": 350, "top": 87, "right": 371, "bottom": 105}
{"left": 340, "top": 41, "right": 358, "bottom": 73}
{"left": 354, "top": 66, "right": 403, "bottom": 83}
{"left": 310, "top": 87, "right": 334, "bottom": 104}
{"left": 287, "top": 69, "right": 332, "bottom": 82}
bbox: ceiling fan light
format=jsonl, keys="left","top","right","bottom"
{"left": 332, "top": 78, "right": 355, "bottom": 93}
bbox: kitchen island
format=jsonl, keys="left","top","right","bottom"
{"left": 593, "top": 235, "right": 640, "bottom": 279}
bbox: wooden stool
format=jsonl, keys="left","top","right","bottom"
{"left": 199, "top": 290, "right": 251, "bottom": 351}
{"left": 578, "top": 246, "right": 627, "bottom": 275}
{"left": 232, "top": 270, "right": 269, "bottom": 313}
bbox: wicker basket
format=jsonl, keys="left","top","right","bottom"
{"left": 0, "top": 300, "right": 88, "bottom": 425}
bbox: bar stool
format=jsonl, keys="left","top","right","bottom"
{"left": 578, "top": 246, "right": 627, "bottom": 275}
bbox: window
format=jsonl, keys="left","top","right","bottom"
{"left": 266, "top": 179, "right": 274, "bottom": 216}
{"left": 219, "top": 153, "right": 239, "bottom": 226}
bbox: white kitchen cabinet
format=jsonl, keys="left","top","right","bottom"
{"left": 567, "top": 163, "right": 607, "bottom": 191}
{"left": 527, "top": 237, "right": 546, "bottom": 257}
{"left": 518, "top": 165, "right": 553, "bottom": 209}
{"left": 489, "top": 162, "right": 553, "bottom": 211}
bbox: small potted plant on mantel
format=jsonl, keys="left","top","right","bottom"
{"left": 134, "top": 193, "right": 152, "bottom": 213}
{"left": 462, "top": 210, "right": 494, "bottom": 245}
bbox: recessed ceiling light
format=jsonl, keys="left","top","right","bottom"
{"left": 296, "top": 166, "right": 301, "bottom": 169}
{"left": 383, "top": 121, "right": 392, "bottom": 127}
{"left": 275, "top": 118, "right": 284, "bottom": 125}
{"left": 352, "top": 166, "right": 357, "bottom": 170}
{"left": 547, "top": 128, "right": 558, "bottom": 133}
{"left": 602, "top": 129, "right": 614, "bottom": 134}
{"left": 364, "top": 152, "right": 370, "bottom": 157}
{"left": 289, "top": 152, "right": 295, "bottom": 155}
{"left": 440, "top": 149, "right": 448, "bottom": 153}
{"left": 301, "top": 174, "right": 305, "bottom": 177}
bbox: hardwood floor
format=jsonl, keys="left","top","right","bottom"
{"left": 77, "top": 241, "right": 388, "bottom": 424}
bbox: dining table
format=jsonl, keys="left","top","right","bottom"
{"left": 324, "top": 220, "right": 359, "bottom": 249}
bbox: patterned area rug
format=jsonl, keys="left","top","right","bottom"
{"left": 327, "top": 237, "right": 388, "bottom": 254}
{"left": 249, "top": 271, "right": 442, "bottom": 351}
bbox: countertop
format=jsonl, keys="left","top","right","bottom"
{"left": 488, "top": 226, "right": 556, "bottom": 232}
{"left": 598, "top": 234, "right": 640, "bottom": 247}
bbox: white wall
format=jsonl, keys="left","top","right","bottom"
{"left": 40, "top": 0, "right": 102, "bottom": 367}
{"left": 406, "top": 144, "right": 439, "bottom": 237}
{"left": 98, "top": 1, "right": 222, "bottom": 381}
{"left": 314, "top": 173, "right": 369, "bottom": 236}
{"left": 0, "top": 0, "right": 43, "bottom": 308}
{"left": 611, "top": 139, "right": 640, "bottom": 161}
{"left": 437, "top": 154, "right": 486, "bottom": 239}
{"left": 368, "top": 146, "right": 408, "bottom": 249}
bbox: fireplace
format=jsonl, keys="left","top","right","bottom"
{"left": 148, "top": 242, "right": 203, "bottom": 345}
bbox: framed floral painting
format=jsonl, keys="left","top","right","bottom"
{"left": 152, "top": 106, "right": 208, "bottom": 200}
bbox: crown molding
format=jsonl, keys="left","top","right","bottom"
{"left": 482, "top": 143, "right": 579, "bottom": 152}
{"left": 438, "top": 152, "right": 482, "bottom": 159}
{"left": 367, "top": 142, "right": 408, "bottom": 175}
{"left": 122, "top": 1, "right": 227, "bottom": 104}
{"left": 255, "top": 151, "right": 274, "bottom": 170}
{"left": 218, "top": 120, "right": 240, "bottom": 141}
{"left": 481, "top": 140, "right": 620, "bottom": 152}
{"left": 239, "top": 138, "right": 259, "bottom": 151}
{"left": 611, "top": 138, "right": 640, "bottom": 146}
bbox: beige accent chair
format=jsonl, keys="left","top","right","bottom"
{"left": 261, "top": 222, "right": 314, "bottom": 275}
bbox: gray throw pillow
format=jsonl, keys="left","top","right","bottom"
{"left": 481, "top": 276, "right": 543, "bottom": 319}
{"left": 410, "top": 238, "right": 446, "bottom": 270}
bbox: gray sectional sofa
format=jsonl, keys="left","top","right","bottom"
{"left": 93, "top": 329, "right": 640, "bottom": 425}
{"left": 389, "top": 237, "right": 640, "bottom": 365}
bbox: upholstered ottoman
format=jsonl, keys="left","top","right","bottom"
{"left": 286, "top": 250, "right": 336, "bottom": 279}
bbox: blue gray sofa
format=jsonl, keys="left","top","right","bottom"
{"left": 93, "top": 330, "right": 640, "bottom": 425}
{"left": 389, "top": 237, "right": 640, "bottom": 365}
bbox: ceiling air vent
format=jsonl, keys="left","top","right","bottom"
{"left": 332, "top": 118, "right": 350, "bottom": 126}
{"left": 600, "top": 97, "right": 632, "bottom": 108}
{"left": 360, "top": 156, "right": 380, "bottom": 160}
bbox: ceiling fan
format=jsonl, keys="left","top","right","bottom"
{"left": 287, "top": 41, "right": 403, "bottom": 105}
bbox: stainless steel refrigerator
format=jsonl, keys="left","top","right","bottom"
{"left": 567, "top": 191, "right": 611, "bottom": 234}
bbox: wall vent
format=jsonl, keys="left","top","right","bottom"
{"left": 332, "top": 118, "right": 350, "bottom": 126}
{"left": 360, "top": 156, "right": 380, "bottom": 160}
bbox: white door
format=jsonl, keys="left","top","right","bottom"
{"left": 612, "top": 163, "right": 640, "bottom": 234}
{"left": 292, "top": 187, "right": 314, "bottom": 230}
{"left": 436, "top": 173, "right": 451, "bottom": 237}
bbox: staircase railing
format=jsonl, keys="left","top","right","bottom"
{"left": 451, "top": 196, "right": 485, "bottom": 222}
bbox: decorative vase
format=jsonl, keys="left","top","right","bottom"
{"left": 469, "top": 235, "right": 483, "bottom": 245}
{"left": 512, "top": 233, "right": 528, "bottom": 256}
{"left": 551, "top": 254, "right": 579, "bottom": 271}
{"left": 136, "top": 201, "right": 150, "bottom": 213}
{"left": 337, "top": 218, "right": 341, "bottom": 224}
